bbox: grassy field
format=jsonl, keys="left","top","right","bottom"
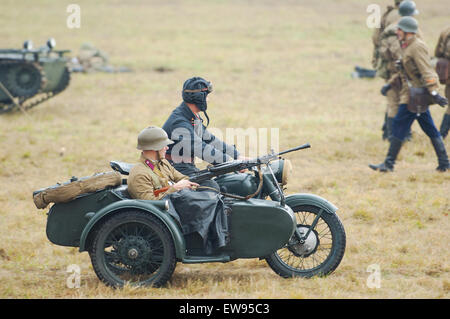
{"left": 0, "top": 0, "right": 449, "bottom": 299}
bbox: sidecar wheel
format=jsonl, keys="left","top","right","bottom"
{"left": 89, "top": 210, "right": 177, "bottom": 288}
{"left": 266, "top": 205, "right": 345, "bottom": 278}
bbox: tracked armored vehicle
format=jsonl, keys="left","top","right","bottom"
{"left": 0, "top": 39, "right": 71, "bottom": 114}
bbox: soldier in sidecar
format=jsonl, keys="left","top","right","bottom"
{"left": 127, "top": 126, "right": 198, "bottom": 200}
{"left": 127, "top": 126, "right": 230, "bottom": 255}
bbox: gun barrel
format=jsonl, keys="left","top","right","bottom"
{"left": 278, "top": 143, "right": 311, "bottom": 156}
{"left": 189, "top": 143, "right": 310, "bottom": 183}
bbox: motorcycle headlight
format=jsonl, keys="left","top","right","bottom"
{"left": 267, "top": 158, "right": 292, "bottom": 186}
{"left": 281, "top": 159, "right": 292, "bottom": 186}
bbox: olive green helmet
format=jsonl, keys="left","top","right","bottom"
{"left": 137, "top": 126, "right": 174, "bottom": 151}
{"left": 399, "top": 1, "right": 419, "bottom": 16}
{"left": 397, "top": 16, "right": 418, "bottom": 33}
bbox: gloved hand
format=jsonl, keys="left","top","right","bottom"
{"left": 380, "top": 84, "right": 392, "bottom": 96}
{"left": 433, "top": 93, "right": 449, "bottom": 107}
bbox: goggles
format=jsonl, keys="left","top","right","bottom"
{"left": 183, "top": 81, "right": 213, "bottom": 94}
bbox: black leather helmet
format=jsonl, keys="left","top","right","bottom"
{"left": 181, "top": 77, "right": 213, "bottom": 112}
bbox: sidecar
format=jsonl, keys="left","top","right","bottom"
{"left": 39, "top": 157, "right": 346, "bottom": 288}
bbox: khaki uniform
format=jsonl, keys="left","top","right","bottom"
{"left": 379, "top": 23, "right": 403, "bottom": 117}
{"left": 128, "top": 153, "right": 188, "bottom": 200}
{"left": 388, "top": 35, "right": 440, "bottom": 105}
{"left": 372, "top": 6, "right": 400, "bottom": 68}
{"left": 369, "top": 23, "right": 450, "bottom": 173}
{"left": 388, "top": 35, "right": 443, "bottom": 141}
{"left": 371, "top": 6, "right": 400, "bottom": 140}
{"left": 434, "top": 26, "right": 450, "bottom": 115}
{"left": 380, "top": 24, "right": 424, "bottom": 116}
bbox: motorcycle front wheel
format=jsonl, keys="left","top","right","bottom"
{"left": 266, "top": 204, "right": 346, "bottom": 278}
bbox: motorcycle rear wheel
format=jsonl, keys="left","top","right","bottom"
{"left": 266, "top": 204, "right": 346, "bottom": 278}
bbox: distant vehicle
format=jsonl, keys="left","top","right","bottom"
{"left": 0, "top": 39, "right": 71, "bottom": 114}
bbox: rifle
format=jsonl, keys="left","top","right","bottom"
{"left": 189, "top": 143, "right": 311, "bottom": 184}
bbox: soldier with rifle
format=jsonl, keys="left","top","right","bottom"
{"left": 369, "top": 17, "right": 449, "bottom": 172}
{"left": 127, "top": 126, "right": 231, "bottom": 254}
{"left": 127, "top": 126, "right": 199, "bottom": 201}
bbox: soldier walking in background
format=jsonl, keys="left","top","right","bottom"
{"left": 369, "top": 17, "right": 449, "bottom": 172}
{"left": 377, "top": 0, "right": 419, "bottom": 141}
{"left": 434, "top": 26, "right": 450, "bottom": 138}
{"left": 372, "top": 0, "right": 401, "bottom": 139}
{"left": 372, "top": 0, "right": 401, "bottom": 69}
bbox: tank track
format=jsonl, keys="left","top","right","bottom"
{"left": 0, "top": 60, "right": 70, "bottom": 114}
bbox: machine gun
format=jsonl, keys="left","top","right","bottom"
{"left": 189, "top": 143, "right": 311, "bottom": 184}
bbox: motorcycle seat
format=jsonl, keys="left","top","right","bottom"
{"left": 110, "top": 160, "right": 134, "bottom": 175}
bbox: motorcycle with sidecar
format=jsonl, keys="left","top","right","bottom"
{"left": 35, "top": 143, "right": 346, "bottom": 287}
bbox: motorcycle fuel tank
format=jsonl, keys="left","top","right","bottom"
{"left": 215, "top": 172, "right": 258, "bottom": 197}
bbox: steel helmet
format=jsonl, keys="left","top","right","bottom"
{"left": 397, "top": 16, "right": 418, "bottom": 33}
{"left": 398, "top": 1, "right": 419, "bottom": 16}
{"left": 137, "top": 126, "right": 174, "bottom": 151}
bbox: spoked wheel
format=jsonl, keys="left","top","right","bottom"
{"left": 266, "top": 205, "right": 346, "bottom": 278}
{"left": 89, "top": 210, "right": 177, "bottom": 288}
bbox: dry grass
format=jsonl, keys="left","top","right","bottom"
{"left": 0, "top": 0, "right": 449, "bottom": 299}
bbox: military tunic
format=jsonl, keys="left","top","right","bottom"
{"left": 379, "top": 23, "right": 403, "bottom": 117}
{"left": 372, "top": 5, "right": 400, "bottom": 68}
{"left": 380, "top": 24, "right": 424, "bottom": 117}
{"left": 390, "top": 35, "right": 441, "bottom": 140}
{"left": 402, "top": 36, "right": 439, "bottom": 97}
{"left": 127, "top": 153, "right": 188, "bottom": 200}
{"left": 128, "top": 155, "right": 229, "bottom": 253}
